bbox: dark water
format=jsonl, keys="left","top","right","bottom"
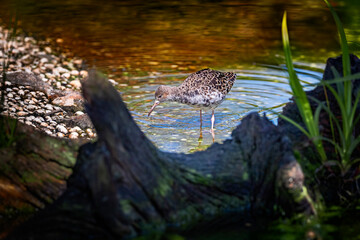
{"left": 1, "top": 0, "right": 360, "bottom": 239}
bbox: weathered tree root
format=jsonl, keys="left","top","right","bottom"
{"left": 7, "top": 70, "right": 314, "bottom": 240}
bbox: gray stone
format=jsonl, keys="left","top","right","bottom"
{"left": 27, "top": 104, "right": 37, "bottom": 111}
{"left": 45, "top": 104, "right": 54, "bottom": 111}
{"left": 56, "top": 125, "right": 68, "bottom": 134}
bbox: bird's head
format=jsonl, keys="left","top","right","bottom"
{"left": 148, "top": 85, "right": 171, "bottom": 116}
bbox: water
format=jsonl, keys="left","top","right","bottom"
{"left": 3, "top": 0, "right": 353, "bottom": 153}
{"left": 1, "top": 0, "right": 360, "bottom": 238}
{"left": 122, "top": 63, "right": 324, "bottom": 152}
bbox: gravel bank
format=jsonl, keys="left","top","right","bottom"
{"left": 0, "top": 25, "right": 115, "bottom": 139}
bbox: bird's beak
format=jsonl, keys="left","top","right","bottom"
{"left": 148, "top": 100, "right": 160, "bottom": 116}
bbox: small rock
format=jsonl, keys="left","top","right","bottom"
{"left": 75, "top": 111, "right": 84, "bottom": 116}
{"left": 45, "top": 104, "right": 54, "bottom": 111}
{"left": 7, "top": 93, "right": 14, "bottom": 98}
{"left": 9, "top": 107, "right": 16, "bottom": 112}
{"left": 5, "top": 81, "right": 11, "bottom": 86}
{"left": 73, "top": 59, "right": 83, "bottom": 66}
{"left": 69, "top": 132, "right": 79, "bottom": 139}
{"left": 57, "top": 67, "right": 69, "bottom": 74}
{"left": 44, "top": 46, "right": 52, "bottom": 54}
{"left": 57, "top": 132, "right": 65, "bottom": 138}
{"left": 17, "top": 111, "right": 28, "bottom": 116}
{"left": 44, "top": 63, "right": 55, "bottom": 71}
{"left": 33, "top": 117, "right": 44, "bottom": 124}
{"left": 26, "top": 104, "right": 37, "bottom": 111}
{"left": 62, "top": 72, "right": 71, "bottom": 79}
{"left": 69, "top": 126, "right": 82, "bottom": 133}
{"left": 56, "top": 125, "right": 68, "bottom": 134}
{"left": 70, "top": 80, "right": 81, "bottom": 89}
{"left": 25, "top": 121, "right": 33, "bottom": 126}
{"left": 26, "top": 116, "right": 35, "bottom": 121}
{"left": 15, "top": 106, "right": 23, "bottom": 111}
{"left": 80, "top": 70, "right": 88, "bottom": 78}
{"left": 40, "top": 122, "right": 49, "bottom": 127}
{"left": 70, "top": 70, "right": 79, "bottom": 76}
{"left": 35, "top": 109, "right": 45, "bottom": 115}
{"left": 21, "top": 55, "right": 33, "bottom": 65}
{"left": 86, "top": 128, "right": 94, "bottom": 138}
{"left": 18, "top": 90, "right": 25, "bottom": 96}
{"left": 40, "top": 58, "right": 49, "bottom": 64}
{"left": 45, "top": 130, "right": 53, "bottom": 135}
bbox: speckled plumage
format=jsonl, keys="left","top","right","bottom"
{"left": 148, "top": 68, "right": 236, "bottom": 132}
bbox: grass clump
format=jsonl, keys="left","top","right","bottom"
{"left": 281, "top": 0, "right": 360, "bottom": 175}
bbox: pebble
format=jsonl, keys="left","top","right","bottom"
{"left": 18, "top": 90, "right": 25, "bottom": 96}
{"left": 57, "top": 132, "right": 65, "bottom": 138}
{"left": 1, "top": 25, "right": 97, "bottom": 140}
{"left": 45, "top": 130, "right": 53, "bottom": 135}
{"left": 69, "top": 132, "right": 79, "bottom": 139}
{"left": 40, "top": 122, "right": 48, "bottom": 127}
{"left": 71, "top": 70, "right": 79, "bottom": 76}
{"left": 17, "top": 111, "right": 28, "bottom": 116}
{"left": 75, "top": 111, "right": 84, "bottom": 116}
{"left": 69, "top": 126, "right": 82, "bottom": 133}
{"left": 56, "top": 125, "right": 68, "bottom": 134}
{"left": 45, "top": 104, "right": 53, "bottom": 111}
{"left": 62, "top": 72, "right": 70, "bottom": 79}
{"left": 40, "top": 58, "right": 48, "bottom": 64}
{"left": 27, "top": 104, "right": 37, "bottom": 111}
{"left": 26, "top": 116, "right": 35, "bottom": 121}
{"left": 70, "top": 80, "right": 81, "bottom": 89}
{"left": 86, "top": 128, "right": 94, "bottom": 138}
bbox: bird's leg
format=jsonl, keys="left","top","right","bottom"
{"left": 211, "top": 110, "right": 215, "bottom": 142}
{"left": 200, "top": 109, "right": 203, "bottom": 128}
{"left": 211, "top": 110, "right": 215, "bottom": 132}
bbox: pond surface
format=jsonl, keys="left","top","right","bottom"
{"left": 1, "top": 0, "right": 360, "bottom": 239}
{"left": 3, "top": 0, "right": 359, "bottom": 153}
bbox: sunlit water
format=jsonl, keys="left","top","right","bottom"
{"left": 120, "top": 62, "right": 324, "bottom": 152}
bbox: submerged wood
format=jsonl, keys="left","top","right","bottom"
{"left": 7, "top": 70, "right": 314, "bottom": 239}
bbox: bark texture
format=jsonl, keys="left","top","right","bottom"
{"left": 7, "top": 70, "right": 314, "bottom": 240}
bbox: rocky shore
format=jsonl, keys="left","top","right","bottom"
{"left": 0, "top": 26, "right": 119, "bottom": 139}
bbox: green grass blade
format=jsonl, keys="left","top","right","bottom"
{"left": 282, "top": 11, "right": 326, "bottom": 161}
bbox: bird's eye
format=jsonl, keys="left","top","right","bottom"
{"left": 158, "top": 95, "right": 162, "bottom": 98}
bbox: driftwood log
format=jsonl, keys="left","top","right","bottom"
{"left": 4, "top": 55, "right": 360, "bottom": 239}
{"left": 6, "top": 70, "right": 315, "bottom": 239}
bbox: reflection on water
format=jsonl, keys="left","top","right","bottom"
{"left": 0, "top": 0, "right": 359, "bottom": 153}
{"left": 122, "top": 63, "right": 324, "bottom": 152}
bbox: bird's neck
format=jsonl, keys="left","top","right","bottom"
{"left": 166, "top": 86, "right": 182, "bottom": 102}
